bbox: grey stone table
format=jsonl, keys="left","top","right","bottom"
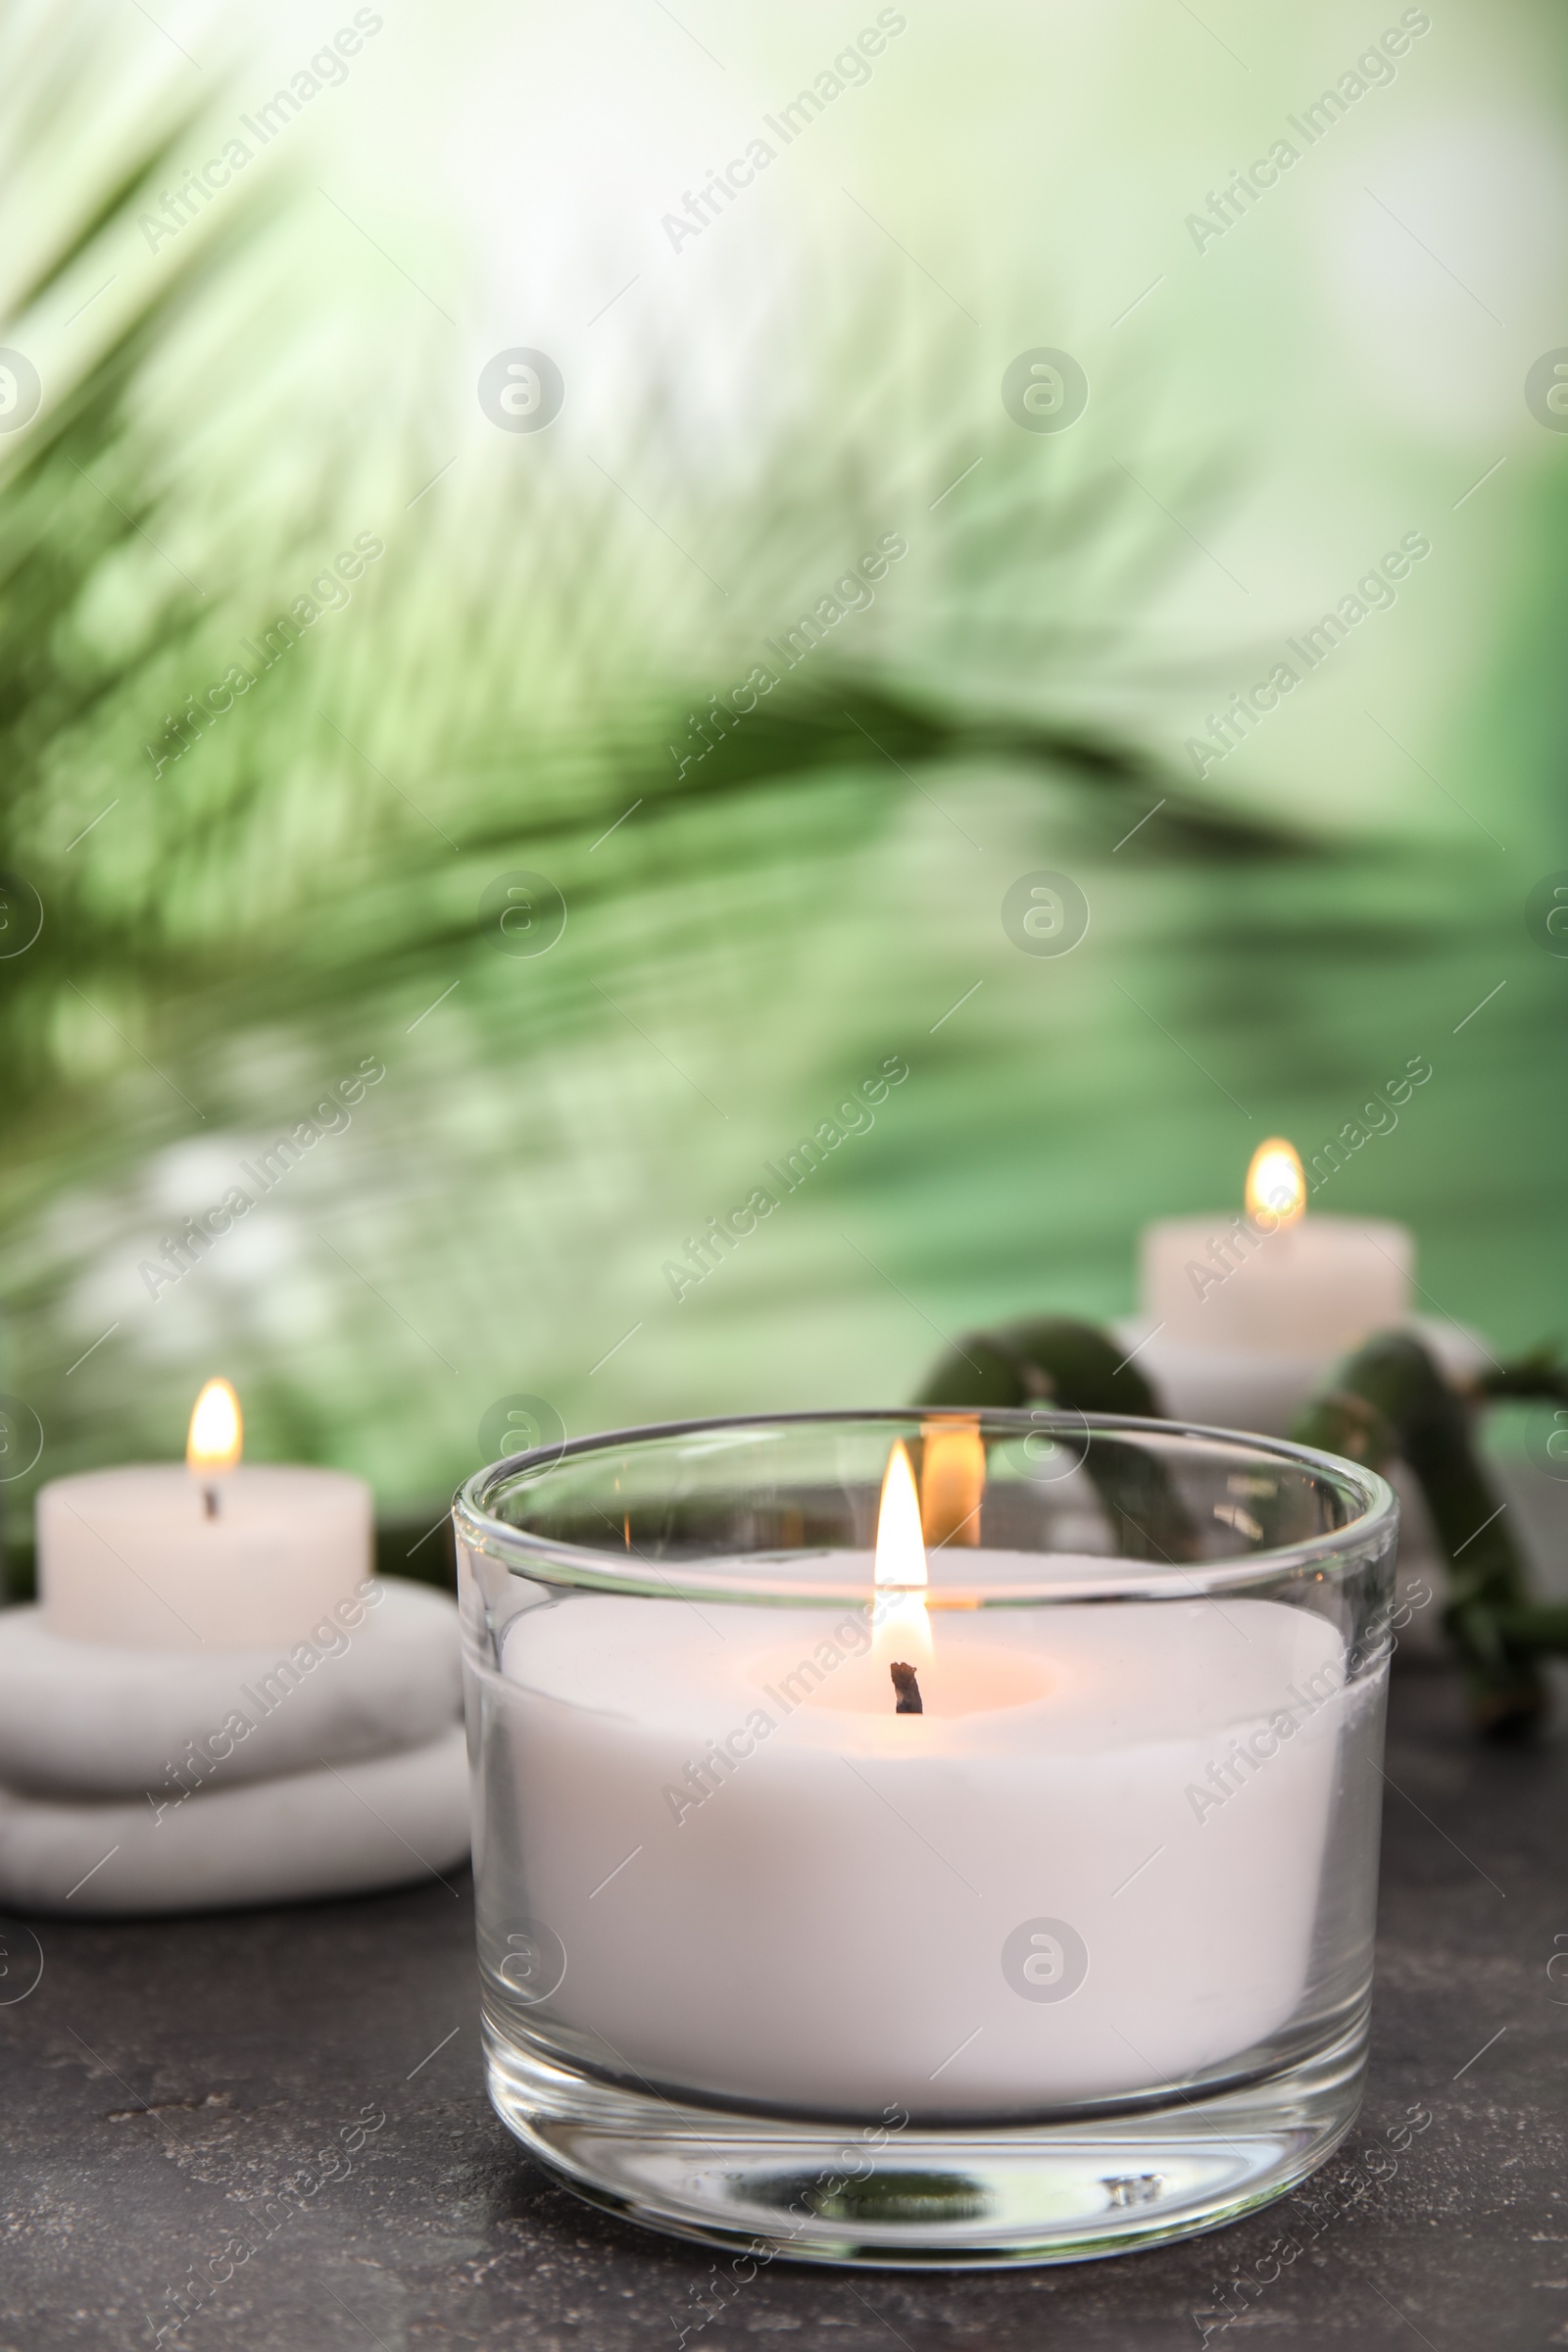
{"left": 4, "top": 1652, "right": 1565, "bottom": 2352}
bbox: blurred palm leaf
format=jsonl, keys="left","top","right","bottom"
{"left": 3, "top": 2, "right": 1560, "bottom": 1582}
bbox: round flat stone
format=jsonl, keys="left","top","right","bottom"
{"left": 0, "top": 1578, "right": 460, "bottom": 1798}
{"left": 0, "top": 1725, "right": 469, "bottom": 1914}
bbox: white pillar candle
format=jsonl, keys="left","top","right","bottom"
{"left": 1141, "top": 1215, "right": 1412, "bottom": 1354}
{"left": 483, "top": 1582, "right": 1359, "bottom": 2116}
{"left": 36, "top": 1381, "right": 370, "bottom": 1650}
{"left": 1141, "top": 1139, "right": 1411, "bottom": 1353}
{"left": 37, "top": 1466, "right": 372, "bottom": 1650}
{"left": 1116, "top": 1138, "right": 1438, "bottom": 1435}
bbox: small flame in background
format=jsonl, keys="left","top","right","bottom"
{"left": 1245, "top": 1138, "right": 1306, "bottom": 1229}
{"left": 871, "top": 1440, "right": 932, "bottom": 1665}
{"left": 187, "top": 1378, "right": 243, "bottom": 1478}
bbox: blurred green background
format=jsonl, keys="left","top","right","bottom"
{"left": 2, "top": 0, "right": 1564, "bottom": 1560}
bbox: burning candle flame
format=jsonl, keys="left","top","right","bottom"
{"left": 872, "top": 1440, "right": 932, "bottom": 1666}
{"left": 187, "top": 1378, "right": 243, "bottom": 1479}
{"left": 1245, "top": 1138, "right": 1305, "bottom": 1230}
{"left": 920, "top": 1417, "right": 985, "bottom": 1547}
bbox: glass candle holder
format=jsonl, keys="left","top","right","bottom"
{"left": 453, "top": 1410, "right": 1397, "bottom": 2268}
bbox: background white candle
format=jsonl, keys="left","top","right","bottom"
{"left": 36, "top": 1380, "right": 370, "bottom": 1650}
{"left": 38, "top": 1464, "right": 371, "bottom": 1650}
{"left": 477, "top": 1574, "right": 1366, "bottom": 2117}
{"left": 1141, "top": 1213, "right": 1412, "bottom": 1353}
{"left": 1113, "top": 1137, "right": 1485, "bottom": 1436}
{"left": 1141, "top": 1136, "right": 1411, "bottom": 1353}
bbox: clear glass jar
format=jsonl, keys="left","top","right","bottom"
{"left": 453, "top": 1409, "right": 1397, "bottom": 2267}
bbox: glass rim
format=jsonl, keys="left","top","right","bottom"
{"left": 451, "top": 1408, "right": 1398, "bottom": 1607}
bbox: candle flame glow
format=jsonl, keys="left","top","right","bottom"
{"left": 187, "top": 1378, "right": 243, "bottom": 1478}
{"left": 872, "top": 1440, "right": 932, "bottom": 1666}
{"left": 1245, "top": 1138, "right": 1306, "bottom": 1230}
{"left": 920, "top": 1417, "right": 985, "bottom": 1547}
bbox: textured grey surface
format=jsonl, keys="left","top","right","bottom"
{"left": 2, "top": 1653, "right": 1564, "bottom": 2352}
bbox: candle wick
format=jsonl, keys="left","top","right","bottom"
{"left": 203, "top": 1486, "right": 220, "bottom": 1520}
{"left": 890, "top": 1661, "right": 923, "bottom": 1715}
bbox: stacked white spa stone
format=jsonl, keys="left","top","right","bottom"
{"left": 0, "top": 1466, "right": 468, "bottom": 1915}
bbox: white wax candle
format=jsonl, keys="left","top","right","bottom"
{"left": 37, "top": 1466, "right": 370, "bottom": 1651}
{"left": 482, "top": 1569, "right": 1361, "bottom": 2117}
{"left": 1140, "top": 1214, "right": 1412, "bottom": 1353}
